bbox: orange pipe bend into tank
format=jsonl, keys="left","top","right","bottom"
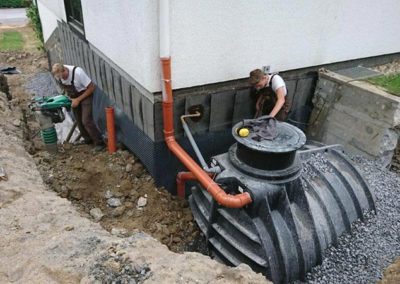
{"left": 161, "top": 58, "right": 252, "bottom": 208}
{"left": 176, "top": 171, "right": 214, "bottom": 199}
{"left": 105, "top": 106, "right": 117, "bottom": 154}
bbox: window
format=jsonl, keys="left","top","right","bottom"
{"left": 64, "top": 0, "right": 85, "bottom": 34}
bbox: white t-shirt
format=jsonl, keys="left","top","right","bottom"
{"left": 268, "top": 74, "right": 287, "bottom": 96}
{"left": 61, "top": 65, "right": 92, "bottom": 92}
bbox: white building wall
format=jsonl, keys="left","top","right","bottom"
{"left": 37, "top": 0, "right": 66, "bottom": 22}
{"left": 82, "top": 0, "right": 159, "bottom": 93}
{"left": 38, "top": 0, "right": 400, "bottom": 92}
{"left": 170, "top": 0, "right": 400, "bottom": 90}
{"left": 37, "top": 1, "right": 63, "bottom": 42}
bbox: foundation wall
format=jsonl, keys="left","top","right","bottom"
{"left": 308, "top": 70, "right": 400, "bottom": 165}
{"left": 49, "top": 22, "right": 400, "bottom": 190}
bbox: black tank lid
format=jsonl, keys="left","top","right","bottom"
{"left": 232, "top": 120, "right": 306, "bottom": 154}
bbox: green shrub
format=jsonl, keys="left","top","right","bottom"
{"left": 0, "top": 0, "right": 31, "bottom": 8}
{"left": 26, "top": 2, "right": 44, "bottom": 46}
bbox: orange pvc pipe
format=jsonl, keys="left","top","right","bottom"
{"left": 176, "top": 171, "right": 214, "bottom": 199}
{"left": 105, "top": 106, "right": 117, "bottom": 154}
{"left": 161, "top": 57, "right": 252, "bottom": 208}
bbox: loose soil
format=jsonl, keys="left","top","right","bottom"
{"left": 1, "top": 25, "right": 203, "bottom": 254}
{"left": 32, "top": 145, "right": 202, "bottom": 253}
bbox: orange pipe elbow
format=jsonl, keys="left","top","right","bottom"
{"left": 161, "top": 57, "right": 252, "bottom": 208}
{"left": 105, "top": 106, "right": 117, "bottom": 154}
{"left": 176, "top": 171, "right": 214, "bottom": 199}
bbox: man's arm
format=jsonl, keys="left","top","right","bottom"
{"left": 269, "top": 87, "right": 285, "bottom": 117}
{"left": 71, "top": 82, "right": 95, "bottom": 108}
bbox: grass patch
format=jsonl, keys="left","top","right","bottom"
{"left": 0, "top": 31, "right": 24, "bottom": 51}
{"left": 369, "top": 73, "right": 400, "bottom": 97}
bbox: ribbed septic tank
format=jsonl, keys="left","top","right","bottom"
{"left": 188, "top": 119, "right": 376, "bottom": 283}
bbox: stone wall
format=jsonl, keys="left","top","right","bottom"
{"left": 308, "top": 69, "right": 400, "bottom": 166}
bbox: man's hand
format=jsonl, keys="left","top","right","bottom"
{"left": 71, "top": 98, "right": 81, "bottom": 108}
{"left": 269, "top": 87, "right": 286, "bottom": 118}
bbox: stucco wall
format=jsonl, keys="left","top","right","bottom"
{"left": 82, "top": 1, "right": 159, "bottom": 94}
{"left": 170, "top": 0, "right": 400, "bottom": 90}
{"left": 37, "top": 0, "right": 66, "bottom": 22}
{"left": 38, "top": 0, "right": 400, "bottom": 93}
{"left": 37, "top": 1, "right": 62, "bottom": 42}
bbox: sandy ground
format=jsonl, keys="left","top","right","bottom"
{"left": 0, "top": 24, "right": 269, "bottom": 283}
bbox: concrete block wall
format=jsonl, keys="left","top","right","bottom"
{"left": 308, "top": 70, "right": 400, "bottom": 165}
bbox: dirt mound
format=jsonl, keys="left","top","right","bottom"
{"left": 33, "top": 144, "right": 201, "bottom": 253}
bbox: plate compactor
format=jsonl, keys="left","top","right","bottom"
{"left": 188, "top": 119, "right": 376, "bottom": 283}
{"left": 29, "top": 95, "right": 72, "bottom": 152}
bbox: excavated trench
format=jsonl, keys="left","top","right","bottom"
{"left": 22, "top": 72, "right": 207, "bottom": 254}
{"left": 2, "top": 50, "right": 399, "bottom": 283}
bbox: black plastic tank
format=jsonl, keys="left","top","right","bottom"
{"left": 188, "top": 120, "right": 376, "bottom": 283}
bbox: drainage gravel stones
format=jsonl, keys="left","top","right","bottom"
{"left": 297, "top": 155, "right": 400, "bottom": 284}
{"left": 88, "top": 248, "right": 152, "bottom": 284}
{"left": 25, "top": 72, "right": 59, "bottom": 97}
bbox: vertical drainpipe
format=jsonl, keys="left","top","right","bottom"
{"left": 158, "top": 0, "right": 252, "bottom": 208}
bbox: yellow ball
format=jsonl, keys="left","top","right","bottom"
{"left": 238, "top": 128, "right": 250, "bottom": 137}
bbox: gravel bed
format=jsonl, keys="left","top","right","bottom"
{"left": 297, "top": 155, "right": 400, "bottom": 284}
{"left": 25, "top": 72, "right": 59, "bottom": 97}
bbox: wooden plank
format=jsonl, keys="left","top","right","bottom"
{"left": 60, "top": 25, "right": 71, "bottom": 64}
{"left": 82, "top": 43, "right": 91, "bottom": 76}
{"left": 209, "top": 90, "right": 235, "bottom": 132}
{"left": 79, "top": 41, "right": 87, "bottom": 71}
{"left": 112, "top": 69, "right": 123, "bottom": 110}
{"left": 99, "top": 59, "right": 109, "bottom": 98}
{"left": 80, "top": 43, "right": 89, "bottom": 76}
{"left": 61, "top": 28, "right": 69, "bottom": 64}
{"left": 74, "top": 36, "right": 82, "bottom": 67}
{"left": 69, "top": 30, "right": 77, "bottom": 65}
{"left": 153, "top": 102, "right": 164, "bottom": 142}
{"left": 132, "top": 85, "right": 143, "bottom": 131}
{"left": 285, "top": 80, "right": 297, "bottom": 104}
{"left": 64, "top": 26, "right": 73, "bottom": 65}
{"left": 57, "top": 24, "right": 66, "bottom": 63}
{"left": 104, "top": 64, "right": 115, "bottom": 101}
{"left": 121, "top": 76, "right": 133, "bottom": 122}
{"left": 92, "top": 51, "right": 102, "bottom": 90}
{"left": 141, "top": 97, "right": 155, "bottom": 140}
{"left": 291, "top": 77, "right": 315, "bottom": 114}
{"left": 87, "top": 49, "right": 97, "bottom": 85}
{"left": 62, "top": 26, "right": 69, "bottom": 64}
{"left": 71, "top": 34, "right": 80, "bottom": 66}
{"left": 232, "top": 88, "right": 253, "bottom": 124}
{"left": 173, "top": 96, "right": 185, "bottom": 136}
{"left": 185, "top": 94, "right": 211, "bottom": 134}
{"left": 67, "top": 30, "right": 75, "bottom": 64}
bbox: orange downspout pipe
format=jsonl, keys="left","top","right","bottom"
{"left": 105, "top": 106, "right": 117, "bottom": 154}
{"left": 161, "top": 58, "right": 252, "bottom": 208}
{"left": 176, "top": 171, "right": 214, "bottom": 199}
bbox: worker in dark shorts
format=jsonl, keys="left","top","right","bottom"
{"left": 249, "top": 68, "right": 291, "bottom": 121}
{"left": 52, "top": 63, "right": 104, "bottom": 151}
